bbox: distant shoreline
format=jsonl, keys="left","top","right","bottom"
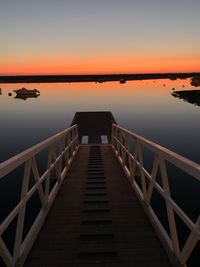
{"left": 0, "top": 72, "right": 199, "bottom": 84}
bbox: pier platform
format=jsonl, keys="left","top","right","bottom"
{"left": 71, "top": 111, "right": 116, "bottom": 144}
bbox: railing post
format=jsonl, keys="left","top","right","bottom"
{"left": 131, "top": 140, "right": 139, "bottom": 180}
{"left": 69, "top": 130, "right": 73, "bottom": 159}
{"left": 180, "top": 216, "right": 200, "bottom": 264}
{"left": 111, "top": 124, "right": 114, "bottom": 146}
{"left": 59, "top": 137, "right": 65, "bottom": 175}
{"left": 121, "top": 133, "right": 126, "bottom": 166}
{"left": 45, "top": 145, "right": 53, "bottom": 206}
{"left": 126, "top": 134, "right": 132, "bottom": 174}
{"left": 66, "top": 132, "right": 70, "bottom": 165}
{"left": 13, "top": 159, "right": 31, "bottom": 264}
{"left": 75, "top": 126, "right": 79, "bottom": 148}
{"left": 123, "top": 132, "right": 129, "bottom": 169}
{"left": 71, "top": 128, "right": 75, "bottom": 152}
{"left": 32, "top": 157, "right": 45, "bottom": 208}
{"left": 137, "top": 142, "right": 147, "bottom": 201}
{"left": 159, "top": 158, "right": 180, "bottom": 258}
{"left": 73, "top": 127, "right": 77, "bottom": 152}
{"left": 0, "top": 238, "right": 13, "bottom": 267}
{"left": 146, "top": 155, "right": 159, "bottom": 206}
{"left": 116, "top": 128, "right": 120, "bottom": 156}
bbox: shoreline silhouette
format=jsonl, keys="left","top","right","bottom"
{"left": 0, "top": 72, "right": 199, "bottom": 84}
{"left": 171, "top": 89, "right": 200, "bottom": 106}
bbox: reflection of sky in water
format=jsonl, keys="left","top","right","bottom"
{"left": 0, "top": 79, "right": 199, "bottom": 162}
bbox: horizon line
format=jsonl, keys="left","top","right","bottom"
{"left": 1, "top": 71, "right": 200, "bottom": 77}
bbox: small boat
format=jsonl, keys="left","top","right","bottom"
{"left": 13, "top": 88, "right": 40, "bottom": 96}
{"left": 97, "top": 79, "right": 106, "bottom": 83}
{"left": 119, "top": 79, "right": 126, "bottom": 84}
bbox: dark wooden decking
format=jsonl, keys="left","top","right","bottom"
{"left": 25, "top": 145, "right": 172, "bottom": 267}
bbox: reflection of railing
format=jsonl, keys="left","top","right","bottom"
{"left": 0, "top": 125, "right": 79, "bottom": 267}
{"left": 112, "top": 124, "right": 200, "bottom": 266}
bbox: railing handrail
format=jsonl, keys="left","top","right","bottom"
{"left": 0, "top": 122, "right": 199, "bottom": 266}
{"left": 0, "top": 124, "right": 79, "bottom": 267}
{"left": 0, "top": 124, "right": 77, "bottom": 178}
{"left": 112, "top": 124, "right": 200, "bottom": 181}
{"left": 112, "top": 123, "right": 200, "bottom": 266}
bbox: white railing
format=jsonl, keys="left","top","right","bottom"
{"left": 0, "top": 125, "right": 79, "bottom": 267}
{"left": 112, "top": 124, "right": 200, "bottom": 266}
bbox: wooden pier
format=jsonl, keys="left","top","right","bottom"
{"left": 0, "top": 112, "right": 199, "bottom": 267}
{"left": 25, "top": 145, "right": 172, "bottom": 266}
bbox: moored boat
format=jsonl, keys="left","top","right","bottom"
{"left": 119, "top": 79, "right": 126, "bottom": 84}
{"left": 13, "top": 87, "right": 40, "bottom": 95}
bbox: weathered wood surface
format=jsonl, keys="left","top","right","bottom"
{"left": 25, "top": 145, "right": 172, "bottom": 267}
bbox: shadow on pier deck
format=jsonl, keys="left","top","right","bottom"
{"left": 25, "top": 144, "right": 172, "bottom": 267}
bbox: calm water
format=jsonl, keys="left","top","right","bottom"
{"left": 0, "top": 79, "right": 200, "bottom": 163}
{"left": 0, "top": 79, "right": 200, "bottom": 266}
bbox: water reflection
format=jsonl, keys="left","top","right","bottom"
{"left": 191, "top": 76, "right": 200, "bottom": 87}
{"left": 14, "top": 94, "right": 40, "bottom": 101}
{"left": 172, "top": 90, "right": 200, "bottom": 107}
{"left": 0, "top": 79, "right": 199, "bottom": 163}
{"left": 13, "top": 87, "right": 40, "bottom": 100}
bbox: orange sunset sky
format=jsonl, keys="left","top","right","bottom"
{"left": 1, "top": 0, "right": 200, "bottom": 75}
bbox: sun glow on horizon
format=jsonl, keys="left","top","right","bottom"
{"left": 1, "top": 1, "right": 200, "bottom": 76}
{"left": 0, "top": 55, "right": 200, "bottom": 75}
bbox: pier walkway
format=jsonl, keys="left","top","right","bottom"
{"left": 0, "top": 112, "right": 199, "bottom": 267}
{"left": 25, "top": 145, "right": 171, "bottom": 267}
